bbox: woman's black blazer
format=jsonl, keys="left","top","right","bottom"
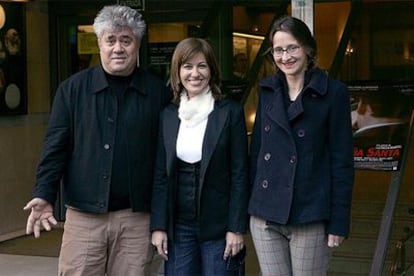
{"left": 150, "top": 99, "right": 249, "bottom": 242}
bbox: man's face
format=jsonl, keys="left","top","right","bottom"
{"left": 98, "top": 27, "right": 139, "bottom": 76}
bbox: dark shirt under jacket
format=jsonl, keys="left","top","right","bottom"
{"left": 248, "top": 68, "right": 354, "bottom": 237}
{"left": 106, "top": 72, "right": 132, "bottom": 211}
{"left": 34, "top": 66, "right": 172, "bottom": 214}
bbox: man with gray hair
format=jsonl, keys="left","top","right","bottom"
{"left": 24, "top": 5, "right": 171, "bottom": 275}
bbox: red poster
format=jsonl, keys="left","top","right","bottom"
{"left": 349, "top": 82, "right": 414, "bottom": 171}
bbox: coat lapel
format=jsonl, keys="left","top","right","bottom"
{"left": 287, "top": 93, "right": 304, "bottom": 121}
{"left": 264, "top": 87, "right": 292, "bottom": 133}
{"left": 200, "top": 101, "right": 227, "bottom": 179}
{"left": 163, "top": 106, "right": 180, "bottom": 174}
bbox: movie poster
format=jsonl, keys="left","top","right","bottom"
{"left": 349, "top": 82, "right": 414, "bottom": 171}
{"left": 0, "top": 3, "right": 26, "bottom": 115}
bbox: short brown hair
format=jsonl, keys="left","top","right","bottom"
{"left": 170, "top": 38, "right": 222, "bottom": 104}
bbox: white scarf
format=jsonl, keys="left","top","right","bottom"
{"left": 178, "top": 87, "right": 215, "bottom": 127}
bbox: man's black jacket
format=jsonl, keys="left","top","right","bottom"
{"left": 33, "top": 66, "right": 171, "bottom": 213}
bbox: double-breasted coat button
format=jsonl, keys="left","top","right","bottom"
{"left": 297, "top": 129, "right": 305, "bottom": 137}
{"left": 262, "top": 180, "right": 268, "bottom": 189}
{"left": 104, "top": 144, "right": 110, "bottom": 150}
{"left": 264, "top": 125, "right": 271, "bottom": 132}
{"left": 264, "top": 153, "right": 271, "bottom": 161}
{"left": 289, "top": 155, "right": 297, "bottom": 164}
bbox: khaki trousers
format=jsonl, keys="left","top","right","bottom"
{"left": 58, "top": 208, "right": 153, "bottom": 276}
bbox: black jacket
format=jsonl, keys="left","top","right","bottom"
{"left": 33, "top": 66, "right": 171, "bottom": 213}
{"left": 150, "top": 99, "right": 249, "bottom": 241}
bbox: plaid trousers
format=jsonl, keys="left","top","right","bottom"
{"left": 249, "top": 216, "right": 331, "bottom": 276}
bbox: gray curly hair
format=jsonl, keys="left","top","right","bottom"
{"left": 93, "top": 5, "right": 146, "bottom": 40}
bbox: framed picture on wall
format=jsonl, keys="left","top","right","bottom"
{"left": 372, "top": 29, "right": 414, "bottom": 66}
{"left": 0, "top": 2, "right": 26, "bottom": 115}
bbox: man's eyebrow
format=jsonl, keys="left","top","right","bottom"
{"left": 120, "top": 35, "right": 133, "bottom": 39}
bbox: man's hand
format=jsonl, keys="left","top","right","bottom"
{"left": 151, "top": 230, "right": 168, "bottom": 261}
{"left": 23, "top": 198, "right": 57, "bottom": 238}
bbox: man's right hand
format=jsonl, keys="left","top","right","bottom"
{"left": 23, "top": 198, "right": 57, "bottom": 238}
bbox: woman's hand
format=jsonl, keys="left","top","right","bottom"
{"left": 151, "top": 230, "right": 168, "bottom": 260}
{"left": 223, "top": 231, "right": 244, "bottom": 260}
{"left": 328, "top": 234, "right": 345, "bottom": 248}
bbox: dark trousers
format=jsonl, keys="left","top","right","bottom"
{"left": 168, "top": 159, "right": 244, "bottom": 275}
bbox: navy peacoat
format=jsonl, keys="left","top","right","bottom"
{"left": 248, "top": 68, "right": 354, "bottom": 237}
